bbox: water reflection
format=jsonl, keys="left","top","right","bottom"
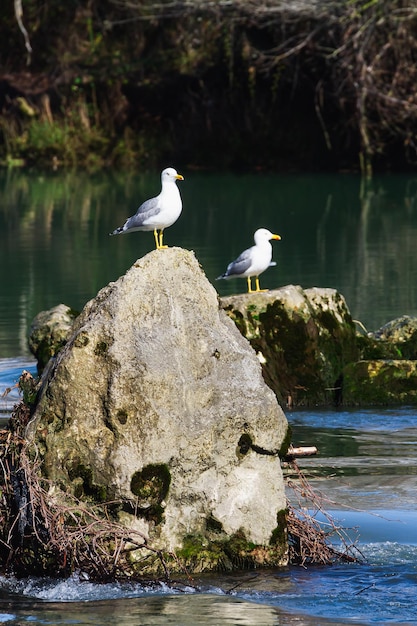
{"left": 1, "top": 169, "right": 417, "bottom": 357}
{"left": 0, "top": 594, "right": 284, "bottom": 626}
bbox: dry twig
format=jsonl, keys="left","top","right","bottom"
{"left": 285, "top": 460, "right": 364, "bottom": 567}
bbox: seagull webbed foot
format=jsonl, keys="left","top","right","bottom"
{"left": 254, "top": 277, "right": 268, "bottom": 292}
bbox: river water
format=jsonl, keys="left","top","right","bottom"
{"left": 1, "top": 169, "right": 417, "bottom": 624}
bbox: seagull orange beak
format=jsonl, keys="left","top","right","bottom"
{"left": 272, "top": 234, "right": 281, "bottom": 240}
{"left": 176, "top": 174, "right": 184, "bottom": 181}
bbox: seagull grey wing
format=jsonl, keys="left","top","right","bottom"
{"left": 225, "top": 248, "right": 253, "bottom": 277}
{"left": 124, "top": 196, "right": 161, "bottom": 229}
{"left": 109, "top": 194, "right": 164, "bottom": 235}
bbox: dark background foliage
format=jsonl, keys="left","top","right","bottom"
{"left": 1, "top": 1, "right": 417, "bottom": 173}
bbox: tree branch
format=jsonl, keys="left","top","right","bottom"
{"left": 14, "top": 0, "right": 32, "bottom": 65}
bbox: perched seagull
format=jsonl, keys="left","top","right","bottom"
{"left": 110, "top": 167, "right": 184, "bottom": 249}
{"left": 217, "top": 228, "right": 281, "bottom": 293}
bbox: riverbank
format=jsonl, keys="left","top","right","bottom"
{"left": 2, "top": 2, "right": 417, "bottom": 174}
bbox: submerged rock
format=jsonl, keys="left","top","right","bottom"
{"left": 221, "top": 285, "right": 358, "bottom": 406}
{"left": 26, "top": 248, "right": 289, "bottom": 575}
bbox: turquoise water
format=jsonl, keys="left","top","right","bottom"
{"left": 1, "top": 169, "right": 417, "bottom": 624}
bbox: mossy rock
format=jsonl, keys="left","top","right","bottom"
{"left": 356, "top": 335, "right": 404, "bottom": 360}
{"left": 371, "top": 316, "right": 417, "bottom": 359}
{"left": 342, "top": 359, "right": 417, "bottom": 405}
{"left": 174, "top": 526, "right": 287, "bottom": 573}
{"left": 221, "top": 286, "right": 358, "bottom": 406}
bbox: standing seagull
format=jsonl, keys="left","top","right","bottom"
{"left": 217, "top": 228, "right": 281, "bottom": 293}
{"left": 110, "top": 167, "right": 184, "bottom": 249}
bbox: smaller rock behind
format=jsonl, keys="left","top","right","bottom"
{"left": 29, "top": 304, "right": 79, "bottom": 373}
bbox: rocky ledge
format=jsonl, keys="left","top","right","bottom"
{"left": 7, "top": 247, "right": 414, "bottom": 581}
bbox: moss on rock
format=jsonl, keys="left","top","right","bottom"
{"left": 343, "top": 360, "right": 417, "bottom": 405}
{"left": 130, "top": 464, "right": 171, "bottom": 524}
{"left": 175, "top": 526, "right": 287, "bottom": 573}
{"left": 221, "top": 286, "right": 358, "bottom": 406}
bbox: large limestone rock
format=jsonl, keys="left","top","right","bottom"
{"left": 221, "top": 285, "right": 358, "bottom": 406}
{"left": 27, "top": 248, "right": 289, "bottom": 573}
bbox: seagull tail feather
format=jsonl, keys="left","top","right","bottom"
{"left": 109, "top": 226, "right": 124, "bottom": 236}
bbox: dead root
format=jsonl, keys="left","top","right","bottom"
{"left": 285, "top": 460, "right": 364, "bottom": 567}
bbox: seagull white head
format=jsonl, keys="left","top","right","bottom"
{"left": 161, "top": 167, "right": 184, "bottom": 183}
{"left": 254, "top": 228, "right": 281, "bottom": 244}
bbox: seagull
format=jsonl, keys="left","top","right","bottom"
{"left": 110, "top": 167, "right": 184, "bottom": 249}
{"left": 217, "top": 228, "right": 281, "bottom": 293}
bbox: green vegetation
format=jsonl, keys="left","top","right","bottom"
{"left": 2, "top": 1, "right": 417, "bottom": 173}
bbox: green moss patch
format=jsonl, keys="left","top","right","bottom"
{"left": 222, "top": 291, "right": 360, "bottom": 406}
{"left": 343, "top": 360, "right": 417, "bottom": 405}
{"left": 176, "top": 527, "right": 287, "bottom": 573}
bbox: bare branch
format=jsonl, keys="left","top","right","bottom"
{"left": 14, "top": 0, "right": 32, "bottom": 65}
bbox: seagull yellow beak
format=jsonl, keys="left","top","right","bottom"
{"left": 272, "top": 234, "right": 281, "bottom": 240}
{"left": 176, "top": 174, "right": 184, "bottom": 181}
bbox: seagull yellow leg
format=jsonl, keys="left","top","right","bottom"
{"left": 255, "top": 277, "right": 268, "bottom": 292}
{"left": 158, "top": 229, "right": 168, "bottom": 249}
{"left": 247, "top": 277, "right": 253, "bottom": 293}
{"left": 153, "top": 229, "right": 168, "bottom": 249}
